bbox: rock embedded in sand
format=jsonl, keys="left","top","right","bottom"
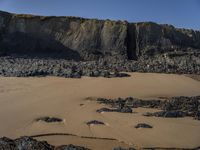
{"left": 134, "top": 123, "right": 153, "bottom": 129}
{"left": 86, "top": 120, "right": 105, "bottom": 126}
{"left": 0, "top": 136, "right": 90, "bottom": 150}
{"left": 36, "top": 117, "right": 63, "bottom": 123}
{"left": 118, "top": 106, "right": 133, "bottom": 113}
{"left": 96, "top": 96, "right": 200, "bottom": 119}
{"left": 106, "top": 72, "right": 131, "bottom": 78}
{"left": 113, "top": 147, "right": 136, "bottom": 150}
{"left": 0, "top": 137, "right": 17, "bottom": 149}
{"left": 96, "top": 107, "right": 114, "bottom": 113}
{"left": 194, "top": 111, "right": 200, "bottom": 120}
{"left": 55, "top": 144, "right": 90, "bottom": 150}
{"left": 143, "top": 110, "right": 186, "bottom": 118}
{"left": 15, "top": 137, "right": 54, "bottom": 150}
{"left": 0, "top": 136, "right": 54, "bottom": 150}
{"left": 97, "top": 97, "right": 133, "bottom": 113}
{"left": 96, "top": 107, "right": 133, "bottom": 113}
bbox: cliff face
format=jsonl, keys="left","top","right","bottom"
{"left": 0, "top": 11, "right": 128, "bottom": 60}
{"left": 0, "top": 10, "right": 200, "bottom": 60}
{"left": 130, "top": 22, "right": 200, "bottom": 59}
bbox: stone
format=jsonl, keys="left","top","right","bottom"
{"left": 96, "top": 108, "right": 114, "bottom": 113}
{"left": 113, "top": 147, "right": 136, "bottom": 150}
{"left": 143, "top": 112, "right": 154, "bottom": 117}
{"left": 15, "top": 136, "right": 54, "bottom": 150}
{"left": 0, "top": 136, "right": 90, "bottom": 150}
{"left": 118, "top": 106, "right": 133, "bottom": 113}
{"left": 86, "top": 120, "right": 105, "bottom": 126}
{"left": 0, "top": 137, "right": 16, "bottom": 149}
{"left": 55, "top": 144, "right": 90, "bottom": 150}
{"left": 194, "top": 111, "right": 200, "bottom": 120}
{"left": 96, "top": 107, "right": 132, "bottom": 114}
{"left": 36, "top": 117, "right": 63, "bottom": 123}
{"left": 96, "top": 96, "right": 200, "bottom": 120}
{"left": 0, "top": 136, "right": 54, "bottom": 150}
{"left": 134, "top": 123, "right": 153, "bottom": 129}
{"left": 143, "top": 111, "right": 186, "bottom": 118}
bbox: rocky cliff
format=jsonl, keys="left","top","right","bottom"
{"left": 0, "top": 10, "right": 200, "bottom": 60}
{"left": 0, "top": 11, "right": 128, "bottom": 60}
{"left": 0, "top": 10, "right": 200, "bottom": 76}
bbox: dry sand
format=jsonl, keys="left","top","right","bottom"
{"left": 0, "top": 73, "right": 200, "bottom": 149}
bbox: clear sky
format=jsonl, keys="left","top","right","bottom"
{"left": 0, "top": 0, "right": 199, "bottom": 30}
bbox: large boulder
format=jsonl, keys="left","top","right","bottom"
{"left": 0, "top": 136, "right": 90, "bottom": 150}
{"left": 0, "top": 136, "right": 54, "bottom": 150}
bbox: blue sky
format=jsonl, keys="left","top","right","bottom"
{"left": 0, "top": 0, "right": 199, "bottom": 30}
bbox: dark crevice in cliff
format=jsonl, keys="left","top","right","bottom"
{"left": 0, "top": 12, "right": 12, "bottom": 56}
{"left": 126, "top": 23, "right": 137, "bottom": 60}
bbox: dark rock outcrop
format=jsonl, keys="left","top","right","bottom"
{"left": 0, "top": 10, "right": 200, "bottom": 77}
{"left": 96, "top": 107, "right": 114, "bottom": 113}
{"left": 113, "top": 147, "right": 136, "bottom": 150}
{"left": 35, "top": 117, "right": 63, "bottom": 123}
{"left": 134, "top": 123, "right": 153, "bottom": 129}
{"left": 194, "top": 111, "right": 200, "bottom": 120}
{"left": 96, "top": 107, "right": 133, "bottom": 113}
{"left": 143, "top": 111, "right": 186, "bottom": 118}
{"left": 0, "top": 136, "right": 90, "bottom": 150}
{"left": 0, "top": 136, "right": 54, "bottom": 150}
{"left": 1, "top": 11, "right": 200, "bottom": 60}
{"left": 86, "top": 120, "right": 105, "bottom": 126}
{"left": 96, "top": 97, "right": 133, "bottom": 113}
{"left": 55, "top": 144, "right": 90, "bottom": 150}
{"left": 0, "top": 11, "right": 127, "bottom": 60}
{"left": 96, "top": 96, "right": 200, "bottom": 119}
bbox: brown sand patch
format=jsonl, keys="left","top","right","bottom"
{"left": 0, "top": 73, "right": 199, "bottom": 149}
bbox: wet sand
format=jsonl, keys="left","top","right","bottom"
{"left": 0, "top": 73, "right": 200, "bottom": 149}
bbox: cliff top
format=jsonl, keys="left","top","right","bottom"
{"left": 1, "top": 10, "right": 198, "bottom": 32}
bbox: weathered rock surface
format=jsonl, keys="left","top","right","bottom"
{"left": 96, "top": 107, "right": 132, "bottom": 113}
{"left": 96, "top": 98, "right": 133, "bottom": 113}
{"left": 0, "top": 136, "right": 90, "bottom": 150}
{"left": 1, "top": 11, "right": 200, "bottom": 60}
{"left": 0, "top": 10, "right": 200, "bottom": 77}
{"left": 55, "top": 144, "right": 90, "bottom": 150}
{"left": 143, "top": 111, "right": 186, "bottom": 118}
{"left": 1, "top": 136, "right": 199, "bottom": 150}
{"left": 96, "top": 96, "right": 200, "bottom": 120}
{"left": 0, "top": 11, "right": 127, "bottom": 60}
{"left": 0, "top": 136, "right": 54, "bottom": 150}
{"left": 134, "top": 123, "right": 153, "bottom": 129}
{"left": 35, "top": 117, "right": 63, "bottom": 123}
{"left": 113, "top": 147, "right": 136, "bottom": 150}
{"left": 86, "top": 120, "right": 105, "bottom": 126}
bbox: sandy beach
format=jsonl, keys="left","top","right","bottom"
{"left": 0, "top": 73, "right": 200, "bottom": 150}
